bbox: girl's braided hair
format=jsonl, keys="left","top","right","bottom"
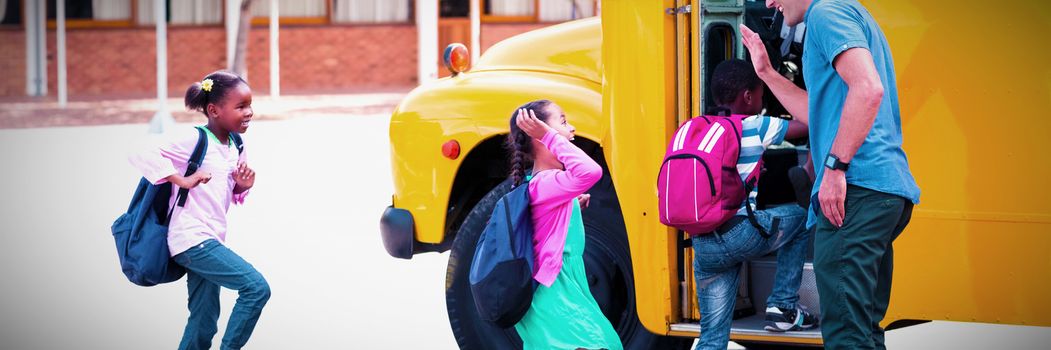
{"left": 506, "top": 99, "right": 554, "bottom": 187}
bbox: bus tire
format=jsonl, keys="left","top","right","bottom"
{"left": 445, "top": 173, "right": 693, "bottom": 349}
{"left": 445, "top": 179, "right": 522, "bottom": 349}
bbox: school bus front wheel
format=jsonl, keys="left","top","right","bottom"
{"left": 443, "top": 157, "right": 693, "bottom": 349}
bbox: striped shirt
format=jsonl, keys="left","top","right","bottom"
{"left": 736, "top": 115, "right": 789, "bottom": 214}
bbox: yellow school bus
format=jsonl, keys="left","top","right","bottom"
{"left": 380, "top": 0, "right": 1051, "bottom": 348}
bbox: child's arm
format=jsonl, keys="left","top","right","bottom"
{"left": 128, "top": 129, "right": 208, "bottom": 188}
{"left": 166, "top": 173, "right": 212, "bottom": 189}
{"left": 785, "top": 119, "right": 808, "bottom": 140}
{"left": 745, "top": 115, "right": 791, "bottom": 149}
{"left": 530, "top": 130, "right": 602, "bottom": 205}
{"left": 515, "top": 109, "right": 602, "bottom": 205}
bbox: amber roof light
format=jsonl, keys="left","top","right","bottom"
{"left": 443, "top": 43, "right": 470, "bottom": 76}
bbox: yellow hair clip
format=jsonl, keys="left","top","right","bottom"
{"left": 201, "top": 79, "right": 214, "bottom": 92}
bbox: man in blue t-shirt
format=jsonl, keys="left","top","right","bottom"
{"left": 740, "top": 1, "right": 920, "bottom": 349}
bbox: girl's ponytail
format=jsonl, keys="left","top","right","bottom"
{"left": 508, "top": 130, "right": 531, "bottom": 187}
{"left": 184, "top": 81, "right": 208, "bottom": 114}
{"left": 183, "top": 70, "right": 248, "bottom": 117}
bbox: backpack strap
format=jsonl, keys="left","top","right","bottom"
{"left": 744, "top": 176, "right": 775, "bottom": 239}
{"left": 230, "top": 132, "right": 244, "bottom": 154}
{"left": 725, "top": 116, "right": 742, "bottom": 161}
{"left": 734, "top": 115, "right": 775, "bottom": 239}
{"left": 502, "top": 196, "right": 514, "bottom": 251}
{"left": 164, "top": 127, "right": 208, "bottom": 223}
{"left": 176, "top": 127, "right": 210, "bottom": 208}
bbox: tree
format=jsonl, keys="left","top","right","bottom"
{"left": 230, "top": 0, "right": 253, "bottom": 78}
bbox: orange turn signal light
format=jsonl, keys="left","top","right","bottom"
{"left": 443, "top": 43, "right": 470, "bottom": 76}
{"left": 442, "top": 140, "right": 461, "bottom": 160}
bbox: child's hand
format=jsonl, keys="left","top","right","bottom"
{"left": 516, "top": 108, "right": 554, "bottom": 140}
{"left": 168, "top": 171, "right": 211, "bottom": 189}
{"left": 577, "top": 193, "right": 591, "bottom": 209}
{"left": 233, "top": 162, "right": 255, "bottom": 191}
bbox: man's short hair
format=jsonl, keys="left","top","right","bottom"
{"left": 711, "top": 59, "right": 763, "bottom": 106}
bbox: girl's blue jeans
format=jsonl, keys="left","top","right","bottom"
{"left": 173, "top": 239, "right": 270, "bottom": 350}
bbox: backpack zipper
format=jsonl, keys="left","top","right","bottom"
{"left": 659, "top": 153, "right": 716, "bottom": 196}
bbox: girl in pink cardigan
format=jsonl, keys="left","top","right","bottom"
{"left": 508, "top": 100, "right": 623, "bottom": 350}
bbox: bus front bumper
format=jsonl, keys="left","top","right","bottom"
{"left": 379, "top": 206, "right": 415, "bottom": 259}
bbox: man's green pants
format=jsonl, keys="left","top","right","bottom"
{"left": 814, "top": 185, "right": 914, "bottom": 350}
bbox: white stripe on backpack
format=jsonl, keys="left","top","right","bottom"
{"left": 703, "top": 125, "right": 726, "bottom": 154}
{"left": 673, "top": 120, "right": 692, "bottom": 151}
{"left": 697, "top": 123, "right": 725, "bottom": 154}
{"left": 664, "top": 162, "right": 671, "bottom": 222}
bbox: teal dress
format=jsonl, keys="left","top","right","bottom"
{"left": 514, "top": 200, "right": 623, "bottom": 350}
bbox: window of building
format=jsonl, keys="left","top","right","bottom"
{"left": 136, "top": 0, "right": 224, "bottom": 26}
{"left": 46, "top": 0, "right": 134, "bottom": 28}
{"left": 483, "top": 0, "right": 533, "bottom": 22}
{"left": 251, "top": 0, "right": 328, "bottom": 25}
{"left": 482, "top": 0, "right": 597, "bottom": 23}
{"left": 331, "top": 0, "right": 411, "bottom": 24}
{"left": 1, "top": 0, "right": 23, "bottom": 26}
{"left": 440, "top": 0, "right": 468, "bottom": 17}
{"left": 537, "top": 0, "right": 595, "bottom": 22}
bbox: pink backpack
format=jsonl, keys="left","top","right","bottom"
{"left": 657, "top": 115, "right": 761, "bottom": 236}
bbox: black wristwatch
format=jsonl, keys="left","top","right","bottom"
{"left": 824, "top": 154, "right": 850, "bottom": 172}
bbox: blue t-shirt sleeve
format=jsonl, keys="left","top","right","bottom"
{"left": 809, "top": 2, "right": 870, "bottom": 63}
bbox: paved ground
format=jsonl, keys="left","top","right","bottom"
{"left": 0, "top": 90, "right": 408, "bottom": 129}
{"left": 0, "top": 97, "right": 1048, "bottom": 349}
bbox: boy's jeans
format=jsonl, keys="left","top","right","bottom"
{"left": 691, "top": 205, "right": 810, "bottom": 350}
{"left": 173, "top": 239, "right": 271, "bottom": 350}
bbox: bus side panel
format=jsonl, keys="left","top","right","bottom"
{"left": 603, "top": 0, "right": 684, "bottom": 335}
{"left": 865, "top": 0, "right": 1051, "bottom": 326}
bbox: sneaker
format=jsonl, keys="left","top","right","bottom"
{"left": 764, "top": 306, "right": 819, "bottom": 332}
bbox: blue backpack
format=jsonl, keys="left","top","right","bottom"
{"left": 469, "top": 180, "right": 537, "bottom": 328}
{"left": 111, "top": 127, "right": 243, "bottom": 286}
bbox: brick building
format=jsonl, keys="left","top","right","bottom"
{"left": 0, "top": 0, "right": 598, "bottom": 99}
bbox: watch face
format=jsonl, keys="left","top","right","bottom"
{"left": 826, "top": 156, "right": 837, "bottom": 168}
